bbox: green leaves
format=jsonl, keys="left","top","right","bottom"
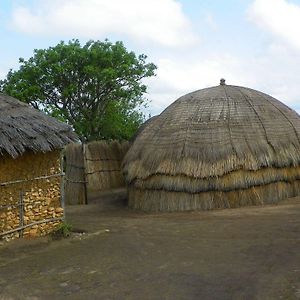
{"left": 0, "top": 39, "right": 157, "bottom": 141}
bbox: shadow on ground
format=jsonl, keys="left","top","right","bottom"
{"left": 1, "top": 192, "right": 300, "bottom": 300}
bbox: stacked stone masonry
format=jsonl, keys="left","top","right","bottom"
{"left": 0, "top": 150, "right": 63, "bottom": 241}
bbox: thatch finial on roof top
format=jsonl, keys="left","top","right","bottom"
{"left": 220, "top": 78, "right": 226, "bottom": 85}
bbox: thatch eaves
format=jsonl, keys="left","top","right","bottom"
{"left": 0, "top": 93, "right": 78, "bottom": 158}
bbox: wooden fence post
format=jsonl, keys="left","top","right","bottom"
{"left": 19, "top": 191, "right": 24, "bottom": 238}
{"left": 60, "top": 151, "right": 66, "bottom": 220}
{"left": 82, "top": 143, "right": 88, "bottom": 205}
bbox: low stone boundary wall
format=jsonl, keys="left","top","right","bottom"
{"left": 0, "top": 151, "right": 64, "bottom": 241}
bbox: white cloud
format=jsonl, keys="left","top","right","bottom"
{"left": 203, "top": 12, "right": 218, "bottom": 30}
{"left": 4, "top": 0, "right": 300, "bottom": 118}
{"left": 140, "top": 0, "right": 300, "bottom": 117}
{"left": 241, "top": 43, "right": 300, "bottom": 112}
{"left": 0, "top": 69, "right": 5, "bottom": 80}
{"left": 10, "top": 0, "right": 197, "bottom": 47}
{"left": 0, "top": 57, "right": 21, "bottom": 81}
{"left": 248, "top": 0, "right": 300, "bottom": 50}
{"left": 246, "top": 1, "right": 300, "bottom": 115}
{"left": 144, "top": 42, "right": 300, "bottom": 116}
{"left": 145, "top": 54, "right": 251, "bottom": 115}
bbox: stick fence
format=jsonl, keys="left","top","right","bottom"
{"left": 0, "top": 173, "right": 64, "bottom": 238}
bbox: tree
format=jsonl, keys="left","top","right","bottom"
{"left": 0, "top": 39, "right": 156, "bottom": 141}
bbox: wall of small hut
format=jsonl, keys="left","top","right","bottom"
{"left": 0, "top": 150, "right": 63, "bottom": 241}
{"left": 64, "top": 141, "right": 129, "bottom": 205}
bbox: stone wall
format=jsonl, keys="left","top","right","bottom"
{"left": 0, "top": 150, "right": 63, "bottom": 241}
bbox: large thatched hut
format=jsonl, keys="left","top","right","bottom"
{"left": 0, "top": 93, "right": 77, "bottom": 239}
{"left": 123, "top": 80, "right": 300, "bottom": 212}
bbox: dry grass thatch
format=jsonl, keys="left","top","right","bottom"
{"left": 0, "top": 93, "right": 78, "bottom": 158}
{"left": 64, "top": 141, "right": 129, "bottom": 204}
{"left": 123, "top": 84, "right": 300, "bottom": 211}
{"left": 85, "top": 140, "right": 129, "bottom": 192}
{"left": 64, "top": 143, "right": 87, "bottom": 205}
{"left": 128, "top": 180, "right": 300, "bottom": 211}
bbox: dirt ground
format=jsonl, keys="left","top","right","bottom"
{"left": 1, "top": 190, "right": 300, "bottom": 300}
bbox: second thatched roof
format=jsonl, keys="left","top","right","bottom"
{"left": 123, "top": 82, "right": 300, "bottom": 182}
{"left": 0, "top": 93, "right": 78, "bottom": 158}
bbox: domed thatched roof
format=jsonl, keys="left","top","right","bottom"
{"left": 123, "top": 81, "right": 300, "bottom": 211}
{"left": 0, "top": 93, "right": 78, "bottom": 158}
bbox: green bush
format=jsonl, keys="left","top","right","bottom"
{"left": 52, "top": 222, "right": 72, "bottom": 239}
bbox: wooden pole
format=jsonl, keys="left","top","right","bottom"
{"left": 60, "top": 151, "right": 66, "bottom": 220}
{"left": 19, "top": 191, "right": 24, "bottom": 238}
{"left": 82, "top": 143, "right": 88, "bottom": 205}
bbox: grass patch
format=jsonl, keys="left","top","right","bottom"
{"left": 51, "top": 222, "right": 72, "bottom": 239}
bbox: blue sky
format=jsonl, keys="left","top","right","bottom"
{"left": 0, "top": 0, "right": 300, "bottom": 115}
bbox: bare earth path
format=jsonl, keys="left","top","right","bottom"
{"left": 1, "top": 194, "right": 300, "bottom": 300}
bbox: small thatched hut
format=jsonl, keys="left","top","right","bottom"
{"left": 123, "top": 80, "right": 300, "bottom": 212}
{"left": 0, "top": 93, "right": 77, "bottom": 239}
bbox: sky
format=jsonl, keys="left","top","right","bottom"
{"left": 0, "top": 0, "right": 300, "bottom": 116}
